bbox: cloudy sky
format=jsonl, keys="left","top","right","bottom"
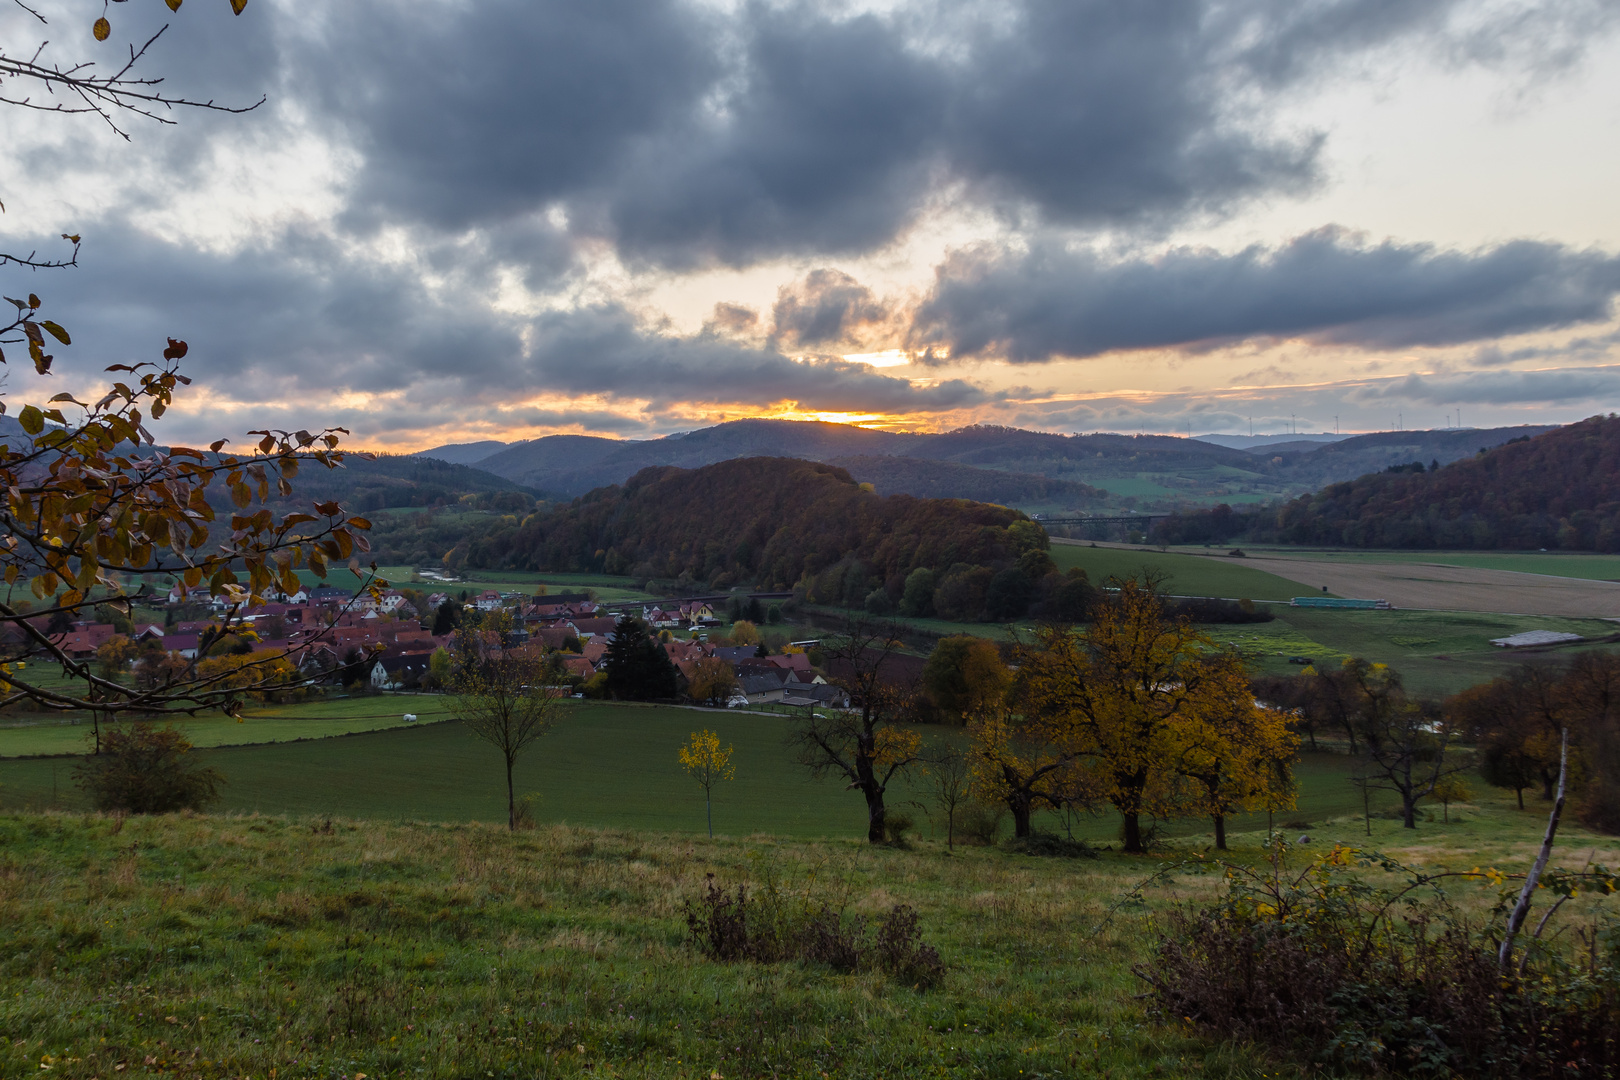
{"left": 3, "top": 0, "right": 1619, "bottom": 449}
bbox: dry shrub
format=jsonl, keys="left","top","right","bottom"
{"left": 683, "top": 874, "right": 944, "bottom": 988}
{"left": 1140, "top": 845, "right": 1620, "bottom": 1077}
{"left": 74, "top": 723, "right": 223, "bottom": 814}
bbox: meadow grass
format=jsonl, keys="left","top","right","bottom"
{"left": 1, "top": 776, "right": 1614, "bottom": 1080}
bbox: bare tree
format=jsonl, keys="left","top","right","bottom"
{"left": 787, "top": 617, "right": 921, "bottom": 843}
{"left": 1347, "top": 663, "right": 1467, "bottom": 829}
{"left": 923, "top": 739, "right": 972, "bottom": 849}
{"left": 452, "top": 618, "right": 560, "bottom": 831}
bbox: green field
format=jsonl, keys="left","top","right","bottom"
{"left": 0, "top": 696, "right": 455, "bottom": 759}
{"left": 0, "top": 698, "right": 1376, "bottom": 844}
{"left": 1239, "top": 548, "right": 1620, "bottom": 581}
{"left": 1049, "top": 541, "right": 1312, "bottom": 601}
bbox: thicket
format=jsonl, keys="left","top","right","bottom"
{"left": 1143, "top": 843, "right": 1620, "bottom": 1077}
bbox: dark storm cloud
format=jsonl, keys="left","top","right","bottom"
{"left": 288, "top": 0, "right": 1611, "bottom": 269}
{"left": 770, "top": 269, "right": 892, "bottom": 349}
{"left": 307, "top": 0, "right": 717, "bottom": 234}
{"left": 289, "top": 0, "right": 1442, "bottom": 267}
{"left": 14, "top": 223, "right": 979, "bottom": 426}
{"left": 910, "top": 229, "right": 1620, "bottom": 362}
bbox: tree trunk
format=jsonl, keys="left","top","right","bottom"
{"left": 706, "top": 792, "right": 713, "bottom": 838}
{"left": 1010, "top": 792, "right": 1032, "bottom": 839}
{"left": 1516, "top": 787, "right": 1524, "bottom": 811}
{"left": 505, "top": 756, "right": 516, "bottom": 832}
{"left": 1122, "top": 812, "right": 1144, "bottom": 854}
{"left": 1402, "top": 794, "right": 1417, "bottom": 829}
{"left": 1213, "top": 814, "right": 1226, "bottom": 850}
{"left": 865, "top": 787, "right": 886, "bottom": 843}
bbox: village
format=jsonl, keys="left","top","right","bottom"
{"left": 26, "top": 581, "right": 852, "bottom": 711}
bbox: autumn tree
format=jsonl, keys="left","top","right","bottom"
{"left": 1016, "top": 578, "right": 1271, "bottom": 854}
{"left": 685, "top": 656, "right": 737, "bottom": 707}
{"left": 967, "top": 704, "right": 1081, "bottom": 839}
{"left": 1168, "top": 667, "right": 1298, "bottom": 849}
{"left": 0, "top": 0, "right": 376, "bottom": 725}
{"left": 96, "top": 635, "right": 141, "bottom": 681}
{"left": 923, "top": 635, "right": 1013, "bottom": 724}
{"left": 788, "top": 618, "right": 922, "bottom": 843}
{"left": 451, "top": 614, "right": 560, "bottom": 830}
{"left": 678, "top": 729, "right": 735, "bottom": 837}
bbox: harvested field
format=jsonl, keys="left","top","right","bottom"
{"left": 1240, "top": 553, "right": 1620, "bottom": 617}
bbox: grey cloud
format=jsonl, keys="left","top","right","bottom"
{"left": 770, "top": 269, "right": 892, "bottom": 349}
{"left": 1353, "top": 367, "right": 1620, "bottom": 406}
{"left": 911, "top": 229, "right": 1620, "bottom": 362}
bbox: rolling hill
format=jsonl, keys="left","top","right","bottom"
{"left": 412, "top": 418, "right": 1565, "bottom": 512}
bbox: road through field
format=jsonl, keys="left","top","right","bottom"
{"left": 1238, "top": 554, "right": 1620, "bottom": 617}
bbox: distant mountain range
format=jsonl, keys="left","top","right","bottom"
{"left": 412, "top": 418, "right": 1556, "bottom": 511}
{"left": 1194, "top": 432, "right": 1348, "bottom": 450}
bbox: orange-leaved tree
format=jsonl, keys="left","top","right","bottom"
{"left": 0, "top": 0, "right": 378, "bottom": 730}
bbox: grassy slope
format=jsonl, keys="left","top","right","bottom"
{"left": 1, "top": 787, "right": 1614, "bottom": 1080}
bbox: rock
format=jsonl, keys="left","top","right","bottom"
{"left": 1297, "top": 833, "right": 1311, "bottom": 844}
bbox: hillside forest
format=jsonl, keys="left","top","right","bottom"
{"left": 1154, "top": 414, "right": 1620, "bottom": 551}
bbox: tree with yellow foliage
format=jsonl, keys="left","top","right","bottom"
{"left": 789, "top": 617, "right": 922, "bottom": 843}
{"left": 678, "top": 729, "right": 735, "bottom": 837}
{"left": 1017, "top": 577, "right": 1288, "bottom": 853}
{"left": 966, "top": 704, "right": 1084, "bottom": 838}
{"left": 1166, "top": 658, "right": 1298, "bottom": 849}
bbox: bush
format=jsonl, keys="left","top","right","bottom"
{"left": 683, "top": 874, "right": 944, "bottom": 988}
{"left": 74, "top": 722, "right": 224, "bottom": 814}
{"left": 1002, "top": 832, "right": 1099, "bottom": 859}
{"left": 883, "top": 810, "right": 915, "bottom": 843}
{"left": 956, "top": 803, "right": 1005, "bottom": 845}
{"left": 1140, "top": 845, "right": 1620, "bottom": 1077}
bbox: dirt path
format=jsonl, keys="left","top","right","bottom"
{"left": 1240, "top": 554, "right": 1620, "bottom": 617}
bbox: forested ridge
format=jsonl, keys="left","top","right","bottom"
{"left": 506, "top": 456, "right": 1033, "bottom": 590}
{"left": 1155, "top": 415, "right": 1620, "bottom": 550}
